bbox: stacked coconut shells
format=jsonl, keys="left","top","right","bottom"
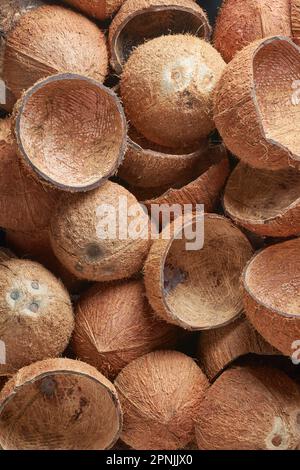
{"left": 0, "top": 0, "right": 300, "bottom": 452}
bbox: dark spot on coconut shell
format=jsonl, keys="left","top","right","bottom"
{"left": 75, "top": 263, "right": 84, "bottom": 273}
{"left": 10, "top": 290, "right": 20, "bottom": 301}
{"left": 71, "top": 397, "right": 88, "bottom": 422}
{"left": 86, "top": 243, "right": 103, "bottom": 260}
{"left": 29, "top": 302, "right": 39, "bottom": 313}
{"left": 163, "top": 264, "right": 187, "bottom": 295}
{"left": 31, "top": 281, "right": 39, "bottom": 290}
{"left": 40, "top": 377, "right": 56, "bottom": 397}
{"left": 271, "top": 435, "right": 282, "bottom": 447}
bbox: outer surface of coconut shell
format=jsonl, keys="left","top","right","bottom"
{"left": 109, "top": 0, "right": 211, "bottom": 73}
{"left": 63, "top": 0, "right": 125, "bottom": 20}
{"left": 0, "top": 258, "right": 74, "bottom": 375}
{"left": 0, "top": 358, "right": 122, "bottom": 450}
{"left": 115, "top": 350, "right": 209, "bottom": 450}
{"left": 214, "top": 0, "right": 292, "bottom": 63}
{"left": 195, "top": 366, "right": 300, "bottom": 450}
{"left": 291, "top": 0, "right": 300, "bottom": 45}
{"left": 121, "top": 34, "right": 225, "bottom": 148}
{"left": 72, "top": 279, "right": 180, "bottom": 379}
{"left": 214, "top": 36, "right": 300, "bottom": 171}
{"left": 243, "top": 238, "right": 300, "bottom": 356}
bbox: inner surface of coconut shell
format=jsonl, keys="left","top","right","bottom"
{"left": 15, "top": 74, "right": 127, "bottom": 191}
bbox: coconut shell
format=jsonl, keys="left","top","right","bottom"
{"left": 214, "top": 0, "right": 292, "bottom": 63}
{"left": 115, "top": 350, "right": 209, "bottom": 450}
{"left": 243, "top": 237, "right": 300, "bottom": 356}
{"left": 121, "top": 34, "right": 225, "bottom": 148}
{"left": 63, "top": 0, "right": 125, "bottom": 19}
{"left": 0, "top": 358, "right": 122, "bottom": 450}
{"left": 109, "top": 0, "right": 211, "bottom": 74}
{"left": 197, "top": 315, "right": 278, "bottom": 381}
{"left": 144, "top": 213, "right": 253, "bottom": 330}
{"left": 291, "top": 0, "right": 300, "bottom": 45}
{"left": 72, "top": 279, "right": 180, "bottom": 379}
{"left": 224, "top": 162, "right": 300, "bottom": 238}
{"left": 195, "top": 365, "right": 300, "bottom": 450}
{"left": 50, "top": 181, "right": 151, "bottom": 282}
{"left": 13, "top": 74, "right": 127, "bottom": 192}
{"left": 0, "top": 258, "right": 74, "bottom": 375}
{"left": 0, "top": 117, "right": 59, "bottom": 232}
{"left": 1, "top": 3, "right": 108, "bottom": 102}
{"left": 214, "top": 36, "right": 300, "bottom": 171}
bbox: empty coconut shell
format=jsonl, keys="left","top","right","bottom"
{"left": 214, "top": 0, "right": 292, "bottom": 62}
{"left": 0, "top": 258, "right": 74, "bottom": 375}
{"left": 121, "top": 34, "right": 225, "bottom": 148}
{"left": 1, "top": 3, "right": 108, "bottom": 102}
{"left": 214, "top": 36, "right": 300, "bottom": 171}
{"left": 0, "top": 358, "right": 122, "bottom": 449}
{"left": 144, "top": 213, "right": 253, "bottom": 330}
{"left": 63, "top": 0, "right": 125, "bottom": 19}
{"left": 224, "top": 162, "right": 300, "bottom": 238}
{"left": 243, "top": 237, "right": 300, "bottom": 356}
{"left": 115, "top": 350, "right": 209, "bottom": 450}
{"left": 197, "top": 315, "right": 278, "bottom": 381}
{"left": 72, "top": 279, "right": 180, "bottom": 379}
{"left": 195, "top": 365, "right": 300, "bottom": 450}
{"left": 109, "top": 0, "right": 211, "bottom": 73}
{"left": 50, "top": 181, "right": 151, "bottom": 282}
{"left": 14, "top": 74, "right": 127, "bottom": 191}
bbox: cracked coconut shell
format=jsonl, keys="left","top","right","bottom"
{"left": 214, "top": 36, "right": 300, "bottom": 171}
{"left": 0, "top": 2, "right": 108, "bottom": 103}
{"left": 0, "top": 258, "right": 74, "bottom": 375}
{"left": 63, "top": 0, "right": 125, "bottom": 20}
{"left": 243, "top": 237, "right": 300, "bottom": 357}
{"left": 214, "top": 0, "right": 292, "bottom": 63}
{"left": 72, "top": 279, "right": 180, "bottom": 379}
{"left": 115, "top": 350, "right": 209, "bottom": 450}
{"left": 144, "top": 213, "right": 253, "bottom": 330}
{"left": 50, "top": 181, "right": 151, "bottom": 282}
{"left": 109, "top": 0, "right": 211, "bottom": 74}
{"left": 195, "top": 365, "right": 300, "bottom": 450}
{"left": 13, "top": 74, "right": 127, "bottom": 192}
{"left": 224, "top": 162, "right": 300, "bottom": 238}
{"left": 0, "top": 358, "right": 122, "bottom": 450}
{"left": 121, "top": 34, "right": 225, "bottom": 148}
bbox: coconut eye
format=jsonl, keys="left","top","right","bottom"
{"left": 10, "top": 290, "right": 20, "bottom": 301}
{"left": 271, "top": 435, "right": 282, "bottom": 447}
{"left": 31, "top": 281, "right": 39, "bottom": 290}
{"left": 86, "top": 243, "right": 103, "bottom": 260}
{"left": 29, "top": 302, "right": 39, "bottom": 313}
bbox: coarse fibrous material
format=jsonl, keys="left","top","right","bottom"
{"left": 63, "top": 0, "right": 125, "bottom": 20}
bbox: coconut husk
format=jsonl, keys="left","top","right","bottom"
{"left": 63, "top": 0, "right": 125, "bottom": 19}
{"left": 291, "top": 0, "right": 300, "bottom": 45}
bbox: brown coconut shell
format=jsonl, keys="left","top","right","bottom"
{"left": 214, "top": 36, "right": 300, "bottom": 171}
{"left": 291, "top": 0, "right": 300, "bottom": 45}
{"left": 72, "top": 279, "right": 180, "bottom": 379}
{"left": 195, "top": 365, "right": 300, "bottom": 450}
{"left": 50, "top": 181, "right": 151, "bottom": 282}
{"left": 214, "top": 0, "right": 292, "bottom": 63}
{"left": 0, "top": 117, "right": 59, "bottom": 232}
{"left": 0, "top": 258, "right": 74, "bottom": 375}
{"left": 13, "top": 74, "right": 127, "bottom": 192}
{"left": 243, "top": 237, "right": 300, "bottom": 356}
{"left": 63, "top": 0, "right": 125, "bottom": 19}
{"left": 197, "top": 315, "right": 278, "bottom": 381}
{"left": 0, "top": 358, "right": 122, "bottom": 450}
{"left": 224, "top": 162, "right": 300, "bottom": 238}
{"left": 115, "top": 350, "right": 209, "bottom": 450}
{"left": 121, "top": 34, "right": 225, "bottom": 148}
{"left": 109, "top": 0, "right": 211, "bottom": 74}
{"left": 1, "top": 3, "right": 108, "bottom": 102}
{"left": 144, "top": 213, "right": 253, "bottom": 330}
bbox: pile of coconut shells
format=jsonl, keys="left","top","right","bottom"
{"left": 0, "top": 0, "right": 300, "bottom": 451}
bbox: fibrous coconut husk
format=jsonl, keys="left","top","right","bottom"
{"left": 291, "top": 0, "right": 300, "bottom": 45}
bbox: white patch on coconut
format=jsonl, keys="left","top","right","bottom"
{"left": 265, "top": 416, "right": 289, "bottom": 450}
{"left": 0, "top": 340, "right": 6, "bottom": 365}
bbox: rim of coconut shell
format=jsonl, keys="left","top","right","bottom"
{"left": 109, "top": 1, "right": 211, "bottom": 74}
{"left": 13, "top": 73, "right": 127, "bottom": 192}
{"left": 242, "top": 238, "right": 300, "bottom": 320}
{"left": 0, "top": 358, "right": 123, "bottom": 450}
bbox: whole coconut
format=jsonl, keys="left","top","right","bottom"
{"left": 63, "top": 0, "right": 125, "bottom": 19}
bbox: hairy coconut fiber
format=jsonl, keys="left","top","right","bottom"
{"left": 0, "top": 117, "right": 59, "bottom": 232}
{"left": 50, "top": 181, "right": 151, "bottom": 282}
{"left": 224, "top": 162, "right": 300, "bottom": 238}
{"left": 121, "top": 34, "right": 225, "bottom": 148}
{"left": 243, "top": 238, "right": 300, "bottom": 357}
{"left": 214, "top": 36, "right": 300, "bottom": 171}
{"left": 214, "top": 0, "right": 292, "bottom": 63}
{"left": 0, "top": 258, "right": 74, "bottom": 375}
{"left": 63, "top": 0, "right": 125, "bottom": 20}
{"left": 291, "top": 0, "right": 300, "bottom": 45}
{"left": 72, "top": 279, "right": 180, "bottom": 379}
{"left": 14, "top": 74, "right": 127, "bottom": 192}
{"left": 1, "top": 3, "right": 108, "bottom": 102}
{"left": 197, "top": 315, "right": 278, "bottom": 381}
{"left": 109, "top": 0, "right": 211, "bottom": 74}
{"left": 144, "top": 213, "right": 253, "bottom": 330}
{"left": 0, "top": 358, "right": 122, "bottom": 450}
{"left": 118, "top": 127, "right": 208, "bottom": 189}
{"left": 195, "top": 366, "right": 300, "bottom": 450}
{"left": 115, "top": 350, "right": 209, "bottom": 450}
